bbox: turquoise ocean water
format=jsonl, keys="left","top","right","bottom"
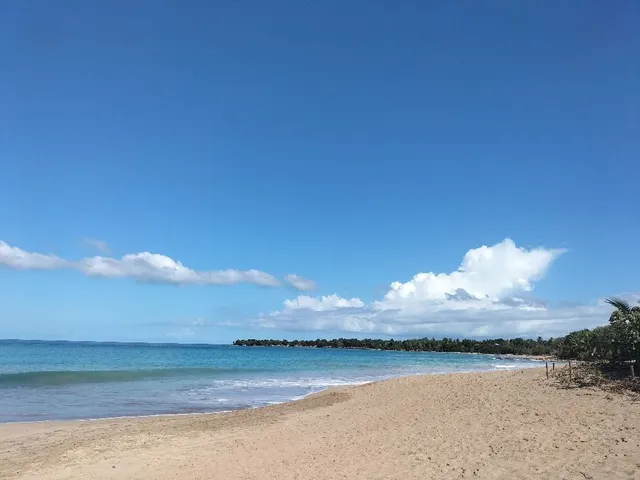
{"left": 0, "top": 340, "right": 542, "bottom": 423}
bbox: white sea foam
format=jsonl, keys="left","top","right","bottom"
{"left": 492, "top": 364, "right": 519, "bottom": 369}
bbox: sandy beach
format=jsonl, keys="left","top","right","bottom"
{"left": 1, "top": 368, "right": 639, "bottom": 480}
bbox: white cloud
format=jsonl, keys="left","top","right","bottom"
{"left": 0, "top": 241, "right": 67, "bottom": 270}
{"left": 284, "top": 274, "right": 316, "bottom": 291}
{"left": 0, "top": 240, "right": 302, "bottom": 288}
{"left": 78, "top": 252, "right": 280, "bottom": 286}
{"left": 166, "top": 327, "right": 195, "bottom": 339}
{"left": 247, "top": 239, "right": 614, "bottom": 338}
{"left": 283, "top": 294, "right": 364, "bottom": 312}
{"left": 375, "top": 238, "right": 564, "bottom": 313}
{"left": 83, "top": 238, "right": 110, "bottom": 254}
{"left": 190, "top": 318, "right": 209, "bottom": 326}
{"left": 252, "top": 304, "right": 611, "bottom": 339}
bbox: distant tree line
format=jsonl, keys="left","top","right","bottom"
{"left": 233, "top": 336, "right": 556, "bottom": 356}
{"left": 234, "top": 298, "right": 640, "bottom": 363}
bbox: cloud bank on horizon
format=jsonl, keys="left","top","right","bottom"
{"left": 250, "top": 238, "right": 625, "bottom": 338}
{"left": 0, "top": 240, "right": 314, "bottom": 290}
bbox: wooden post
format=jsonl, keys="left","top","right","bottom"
{"left": 631, "top": 364, "right": 635, "bottom": 379}
{"left": 552, "top": 362, "right": 555, "bottom": 371}
{"left": 569, "top": 360, "right": 572, "bottom": 383}
{"left": 545, "top": 361, "right": 549, "bottom": 379}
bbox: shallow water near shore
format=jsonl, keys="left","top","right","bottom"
{"left": 0, "top": 340, "right": 542, "bottom": 422}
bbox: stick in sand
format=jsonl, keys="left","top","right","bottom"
{"left": 569, "top": 360, "right": 572, "bottom": 383}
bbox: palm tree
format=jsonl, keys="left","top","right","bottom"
{"left": 605, "top": 297, "right": 640, "bottom": 363}
{"left": 605, "top": 297, "right": 633, "bottom": 315}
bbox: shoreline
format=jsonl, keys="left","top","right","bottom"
{"left": 0, "top": 363, "right": 545, "bottom": 426}
{"left": 2, "top": 367, "right": 639, "bottom": 479}
{"left": 1, "top": 369, "right": 511, "bottom": 430}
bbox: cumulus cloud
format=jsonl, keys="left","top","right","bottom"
{"left": 374, "top": 238, "right": 564, "bottom": 313}
{"left": 283, "top": 294, "right": 364, "bottom": 312}
{"left": 246, "top": 239, "right": 612, "bottom": 338}
{"left": 284, "top": 274, "right": 316, "bottom": 291}
{"left": 0, "top": 240, "right": 302, "bottom": 288}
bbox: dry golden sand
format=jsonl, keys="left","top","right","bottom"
{"left": 1, "top": 368, "right": 639, "bottom": 480}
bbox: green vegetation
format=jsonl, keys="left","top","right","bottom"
{"left": 234, "top": 336, "right": 555, "bottom": 355}
{"left": 560, "top": 298, "right": 640, "bottom": 363}
{"left": 235, "top": 297, "right": 640, "bottom": 364}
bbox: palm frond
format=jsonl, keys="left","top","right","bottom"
{"left": 605, "top": 297, "right": 632, "bottom": 314}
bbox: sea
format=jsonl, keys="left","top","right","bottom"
{"left": 0, "top": 340, "right": 543, "bottom": 423}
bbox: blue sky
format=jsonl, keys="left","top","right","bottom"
{"left": 1, "top": 0, "right": 638, "bottom": 343}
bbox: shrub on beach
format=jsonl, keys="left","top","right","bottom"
{"left": 557, "top": 298, "right": 640, "bottom": 366}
